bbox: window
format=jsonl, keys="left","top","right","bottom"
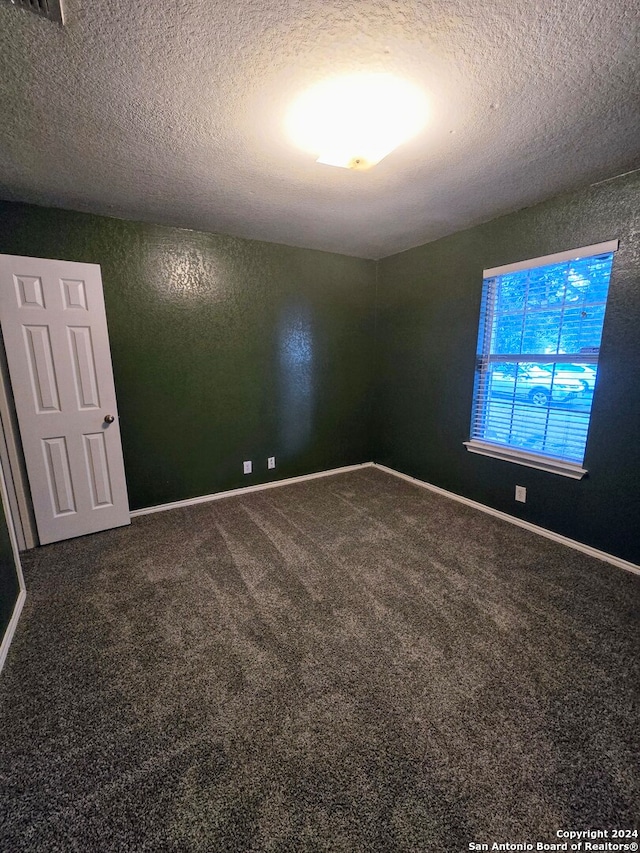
{"left": 465, "top": 240, "right": 618, "bottom": 478}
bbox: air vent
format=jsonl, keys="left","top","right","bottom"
{"left": 2, "top": 0, "right": 64, "bottom": 24}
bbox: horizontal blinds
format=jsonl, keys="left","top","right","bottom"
{"left": 471, "top": 249, "right": 616, "bottom": 465}
{"left": 471, "top": 364, "right": 596, "bottom": 463}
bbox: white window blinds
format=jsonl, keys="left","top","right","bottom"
{"left": 467, "top": 241, "right": 617, "bottom": 475}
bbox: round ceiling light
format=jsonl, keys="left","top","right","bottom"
{"left": 285, "top": 73, "right": 428, "bottom": 170}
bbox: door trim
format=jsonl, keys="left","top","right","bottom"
{"left": 0, "top": 340, "right": 37, "bottom": 549}
{"left": 0, "top": 456, "right": 26, "bottom": 674}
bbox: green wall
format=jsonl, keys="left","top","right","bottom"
{"left": 375, "top": 172, "right": 640, "bottom": 565}
{"left": 0, "top": 202, "right": 376, "bottom": 510}
{"left": 0, "top": 494, "right": 19, "bottom": 640}
{"left": 1, "top": 174, "right": 639, "bottom": 568}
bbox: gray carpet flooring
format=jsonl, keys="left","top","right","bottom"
{"left": 1, "top": 467, "right": 638, "bottom": 852}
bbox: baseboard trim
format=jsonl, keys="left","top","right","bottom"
{"left": 374, "top": 463, "right": 640, "bottom": 577}
{"left": 0, "top": 588, "right": 26, "bottom": 675}
{"left": 130, "top": 462, "right": 375, "bottom": 518}
{"left": 130, "top": 460, "right": 639, "bottom": 576}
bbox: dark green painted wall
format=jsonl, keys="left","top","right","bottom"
{"left": 1, "top": 176, "right": 639, "bottom": 567}
{"left": 375, "top": 172, "right": 640, "bottom": 565}
{"left": 0, "top": 494, "right": 19, "bottom": 639}
{"left": 0, "top": 202, "right": 376, "bottom": 510}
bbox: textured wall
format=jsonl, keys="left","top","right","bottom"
{"left": 0, "top": 202, "right": 375, "bottom": 511}
{"left": 1, "top": 175, "right": 639, "bottom": 564}
{"left": 0, "top": 495, "right": 19, "bottom": 640}
{"left": 375, "top": 172, "right": 640, "bottom": 565}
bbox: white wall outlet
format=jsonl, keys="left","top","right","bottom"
{"left": 268, "top": 456, "right": 276, "bottom": 469}
{"left": 243, "top": 461, "right": 252, "bottom": 474}
{"left": 515, "top": 485, "right": 526, "bottom": 503}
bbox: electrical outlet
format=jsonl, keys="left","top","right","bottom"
{"left": 243, "top": 460, "right": 252, "bottom": 475}
{"left": 268, "top": 456, "right": 276, "bottom": 469}
{"left": 515, "top": 485, "right": 526, "bottom": 503}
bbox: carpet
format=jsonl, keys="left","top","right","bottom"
{"left": 1, "top": 467, "right": 638, "bottom": 851}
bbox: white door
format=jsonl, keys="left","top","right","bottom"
{"left": 0, "top": 254, "right": 130, "bottom": 545}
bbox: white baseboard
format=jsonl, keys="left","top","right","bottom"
{"left": 375, "top": 463, "right": 640, "bottom": 577}
{"left": 0, "top": 588, "right": 26, "bottom": 675}
{"left": 133, "top": 459, "right": 639, "bottom": 576}
{"left": 130, "top": 462, "right": 375, "bottom": 518}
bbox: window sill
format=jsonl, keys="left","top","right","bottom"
{"left": 463, "top": 440, "right": 587, "bottom": 479}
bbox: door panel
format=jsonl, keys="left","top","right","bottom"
{"left": 83, "top": 432, "right": 113, "bottom": 508}
{"left": 43, "top": 436, "right": 76, "bottom": 515}
{"left": 68, "top": 326, "right": 100, "bottom": 409}
{"left": 24, "top": 325, "right": 60, "bottom": 412}
{"left": 0, "top": 255, "right": 130, "bottom": 544}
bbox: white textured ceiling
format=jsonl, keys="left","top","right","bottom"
{"left": 0, "top": 0, "right": 639, "bottom": 259}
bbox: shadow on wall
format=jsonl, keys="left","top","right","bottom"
{"left": 278, "top": 300, "right": 315, "bottom": 457}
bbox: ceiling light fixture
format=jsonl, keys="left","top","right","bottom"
{"left": 285, "top": 73, "right": 428, "bottom": 170}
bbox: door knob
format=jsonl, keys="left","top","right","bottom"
{"left": 103, "top": 414, "right": 115, "bottom": 424}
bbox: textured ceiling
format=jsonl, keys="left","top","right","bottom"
{"left": 0, "top": 0, "right": 639, "bottom": 259}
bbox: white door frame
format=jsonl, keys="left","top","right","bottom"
{"left": 0, "top": 445, "right": 26, "bottom": 673}
{"left": 0, "top": 343, "right": 37, "bottom": 550}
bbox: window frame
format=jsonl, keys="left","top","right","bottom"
{"left": 464, "top": 239, "right": 618, "bottom": 478}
